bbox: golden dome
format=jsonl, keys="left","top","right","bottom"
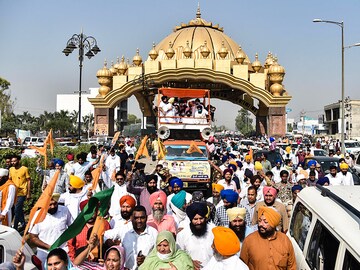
{"left": 252, "top": 53, "right": 262, "bottom": 73}
{"left": 148, "top": 42, "right": 158, "bottom": 60}
{"left": 109, "top": 60, "right": 117, "bottom": 76}
{"left": 268, "top": 57, "right": 285, "bottom": 75}
{"left": 146, "top": 6, "right": 250, "bottom": 62}
{"left": 132, "top": 48, "right": 142, "bottom": 66}
{"left": 217, "top": 41, "right": 228, "bottom": 59}
{"left": 264, "top": 52, "right": 274, "bottom": 69}
{"left": 96, "top": 60, "right": 112, "bottom": 77}
{"left": 235, "top": 46, "right": 246, "bottom": 64}
{"left": 117, "top": 56, "right": 127, "bottom": 75}
{"left": 201, "top": 40, "right": 210, "bottom": 58}
{"left": 165, "top": 41, "right": 175, "bottom": 59}
{"left": 183, "top": 40, "right": 192, "bottom": 58}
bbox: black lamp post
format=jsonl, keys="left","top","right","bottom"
{"left": 62, "top": 31, "right": 100, "bottom": 142}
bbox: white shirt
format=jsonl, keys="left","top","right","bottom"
{"left": 122, "top": 226, "right": 158, "bottom": 270}
{"left": 166, "top": 191, "right": 192, "bottom": 215}
{"left": 105, "top": 154, "right": 120, "bottom": 179}
{"left": 217, "top": 179, "right": 237, "bottom": 192}
{"left": 326, "top": 173, "right": 343, "bottom": 186}
{"left": 203, "top": 254, "right": 249, "bottom": 270}
{"left": 29, "top": 205, "right": 73, "bottom": 263}
{"left": 337, "top": 172, "right": 354, "bottom": 186}
{"left": 0, "top": 184, "right": 16, "bottom": 226}
{"left": 72, "top": 162, "right": 93, "bottom": 180}
{"left": 125, "top": 145, "right": 137, "bottom": 156}
{"left": 58, "top": 189, "right": 88, "bottom": 220}
{"left": 104, "top": 217, "right": 133, "bottom": 241}
{"left": 271, "top": 166, "right": 283, "bottom": 183}
{"left": 176, "top": 222, "right": 215, "bottom": 267}
{"left": 64, "top": 161, "right": 75, "bottom": 176}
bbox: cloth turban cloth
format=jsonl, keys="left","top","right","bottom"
{"left": 186, "top": 202, "right": 208, "bottom": 220}
{"left": 286, "top": 146, "right": 291, "bottom": 154}
{"left": 258, "top": 206, "right": 281, "bottom": 228}
{"left": 229, "top": 160, "right": 237, "bottom": 166}
{"left": 244, "top": 168, "right": 253, "bottom": 179}
{"left": 149, "top": 190, "right": 167, "bottom": 207}
{"left": 270, "top": 137, "right": 275, "bottom": 143}
{"left": 169, "top": 177, "right": 183, "bottom": 188}
{"left": 263, "top": 186, "right": 278, "bottom": 197}
{"left": 66, "top": 154, "right": 74, "bottom": 161}
{"left": 229, "top": 153, "right": 236, "bottom": 159}
{"left": 171, "top": 190, "right": 186, "bottom": 209}
{"left": 220, "top": 189, "right": 239, "bottom": 204}
{"left": 223, "top": 169, "right": 233, "bottom": 177}
{"left": 120, "top": 195, "right": 136, "bottom": 208}
{"left": 236, "top": 161, "right": 243, "bottom": 168}
{"left": 317, "top": 177, "right": 330, "bottom": 186}
{"left": 228, "top": 164, "right": 237, "bottom": 172}
{"left": 221, "top": 156, "right": 228, "bottom": 163}
{"left": 0, "top": 168, "right": 8, "bottom": 177}
{"left": 307, "top": 160, "right": 316, "bottom": 167}
{"left": 212, "top": 226, "right": 240, "bottom": 256}
{"left": 145, "top": 174, "right": 158, "bottom": 184}
{"left": 275, "top": 159, "right": 282, "bottom": 165}
{"left": 291, "top": 185, "right": 303, "bottom": 193}
{"left": 212, "top": 183, "right": 224, "bottom": 193}
{"left": 254, "top": 161, "right": 263, "bottom": 171}
{"left": 69, "top": 175, "right": 85, "bottom": 189}
{"left": 51, "top": 193, "right": 60, "bottom": 202}
{"left": 226, "top": 207, "right": 246, "bottom": 222}
{"left": 296, "top": 174, "right": 306, "bottom": 182}
{"left": 53, "top": 159, "right": 65, "bottom": 167}
{"left": 245, "top": 155, "right": 251, "bottom": 162}
{"left": 340, "top": 162, "right": 349, "bottom": 170}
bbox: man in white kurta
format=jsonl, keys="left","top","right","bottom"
{"left": 0, "top": 169, "right": 16, "bottom": 226}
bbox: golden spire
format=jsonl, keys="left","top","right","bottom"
{"left": 252, "top": 53, "right": 262, "bottom": 73}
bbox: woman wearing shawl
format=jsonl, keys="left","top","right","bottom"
{"left": 139, "top": 230, "right": 194, "bottom": 270}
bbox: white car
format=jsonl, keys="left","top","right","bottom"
{"left": 238, "top": 139, "right": 258, "bottom": 151}
{"left": 0, "top": 225, "right": 37, "bottom": 269}
{"left": 344, "top": 140, "right": 360, "bottom": 156}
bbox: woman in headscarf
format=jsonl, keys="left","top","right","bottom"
{"left": 45, "top": 248, "right": 77, "bottom": 270}
{"left": 139, "top": 230, "right": 194, "bottom": 270}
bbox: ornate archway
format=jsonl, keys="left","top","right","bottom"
{"left": 89, "top": 7, "right": 291, "bottom": 137}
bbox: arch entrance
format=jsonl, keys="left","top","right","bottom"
{"left": 89, "top": 8, "right": 291, "bottom": 137}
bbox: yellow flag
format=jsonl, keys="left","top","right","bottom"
{"left": 157, "top": 138, "right": 167, "bottom": 160}
{"left": 135, "top": 135, "right": 149, "bottom": 160}
{"left": 186, "top": 141, "right": 203, "bottom": 154}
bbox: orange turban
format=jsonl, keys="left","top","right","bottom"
{"left": 212, "top": 183, "right": 224, "bottom": 193}
{"left": 120, "top": 195, "right": 136, "bottom": 208}
{"left": 258, "top": 206, "right": 281, "bottom": 228}
{"left": 69, "top": 175, "right": 85, "bottom": 189}
{"left": 245, "top": 155, "right": 251, "bottom": 162}
{"left": 149, "top": 190, "right": 167, "bottom": 207}
{"left": 212, "top": 226, "right": 240, "bottom": 256}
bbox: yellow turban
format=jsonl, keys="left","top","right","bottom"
{"left": 226, "top": 207, "right": 246, "bottom": 222}
{"left": 69, "top": 175, "right": 85, "bottom": 189}
{"left": 254, "top": 161, "right": 263, "bottom": 171}
{"left": 212, "top": 226, "right": 240, "bottom": 256}
{"left": 245, "top": 155, "right": 251, "bottom": 162}
{"left": 229, "top": 160, "right": 237, "bottom": 166}
{"left": 212, "top": 183, "right": 224, "bottom": 193}
{"left": 340, "top": 162, "right": 349, "bottom": 170}
{"left": 286, "top": 146, "right": 291, "bottom": 154}
{"left": 258, "top": 206, "right": 281, "bottom": 228}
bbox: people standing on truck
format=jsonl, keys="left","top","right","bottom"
{"left": 194, "top": 105, "right": 208, "bottom": 124}
{"left": 0, "top": 168, "right": 16, "bottom": 226}
{"left": 241, "top": 207, "right": 296, "bottom": 270}
{"left": 9, "top": 155, "right": 31, "bottom": 231}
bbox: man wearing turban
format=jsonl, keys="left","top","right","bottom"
{"left": 202, "top": 226, "right": 249, "bottom": 270}
{"left": 338, "top": 161, "right": 354, "bottom": 185}
{"left": 214, "top": 189, "right": 239, "bottom": 227}
{"left": 206, "top": 183, "right": 224, "bottom": 207}
{"left": 147, "top": 190, "right": 176, "bottom": 234}
{"left": 217, "top": 169, "right": 238, "bottom": 192}
{"left": 241, "top": 207, "right": 296, "bottom": 270}
{"left": 227, "top": 207, "right": 254, "bottom": 245}
{"left": 271, "top": 159, "right": 284, "bottom": 183}
{"left": 36, "top": 158, "right": 69, "bottom": 194}
{"left": 177, "top": 202, "right": 215, "bottom": 269}
{"left": 252, "top": 186, "right": 289, "bottom": 233}
{"left": 166, "top": 177, "right": 192, "bottom": 215}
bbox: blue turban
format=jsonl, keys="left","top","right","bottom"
{"left": 220, "top": 189, "right": 239, "bottom": 204}
{"left": 186, "top": 202, "right": 209, "bottom": 220}
{"left": 221, "top": 156, "right": 228, "bottom": 164}
{"left": 169, "top": 177, "right": 183, "bottom": 189}
{"left": 291, "top": 185, "right": 303, "bottom": 193}
{"left": 270, "top": 137, "right": 275, "bottom": 143}
{"left": 307, "top": 160, "right": 316, "bottom": 167}
{"left": 317, "top": 177, "right": 330, "bottom": 186}
{"left": 236, "top": 161, "right": 243, "bottom": 168}
{"left": 229, "top": 153, "right": 236, "bottom": 159}
{"left": 228, "top": 164, "right": 237, "bottom": 172}
{"left": 275, "top": 159, "right": 282, "bottom": 165}
{"left": 53, "top": 159, "right": 64, "bottom": 167}
{"left": 171, "top": 190, "right": 186, "bottom": 210}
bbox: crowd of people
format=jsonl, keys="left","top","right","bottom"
{"left": 0, "top": 134, "right": 356, "bottom": 270}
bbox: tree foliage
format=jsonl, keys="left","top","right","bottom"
{"left": 127, "top": 114, "right": 140, "bottom": 124}
{"left": 0, "top": 77, "right": 15, "bottom": 118}
{"left": 235, "top": 108, "right": 254, "bottom": 136}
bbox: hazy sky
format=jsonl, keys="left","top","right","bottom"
{"left": 1, "top": 0, "right": 360, "bottom": 130}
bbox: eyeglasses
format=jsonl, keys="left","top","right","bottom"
{"left": 116, "top": 178, "right": 124, "bottom": 181}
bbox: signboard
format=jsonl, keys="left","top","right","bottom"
{"left": 94, "top": 124, "right": 108, "bottom": 136}
{"left": 165, "top": 161, "right": 210, "bottom": 179}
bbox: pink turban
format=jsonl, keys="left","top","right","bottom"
{"left": 263, "top": 186, "right": 278, "bottom": 197}
{"left": 149, "top": 190, "right": 167, "bottom": 207}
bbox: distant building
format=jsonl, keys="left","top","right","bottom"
{"left": 56, "top": 88, "right": 98, "bottom": 116}
{"left": 294, "top": 117, "right": 326, "bottom": 136}
{"left": 324, "top": 100, "right": 360, "bottom": 141}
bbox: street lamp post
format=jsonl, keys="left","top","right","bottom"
{"left": 62, "top": 31, "right": 100, "bottom": 142}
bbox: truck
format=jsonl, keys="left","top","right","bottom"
{"left": 157, "top": 87, "right": 213, "bottom": 196}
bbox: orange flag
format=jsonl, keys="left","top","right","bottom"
{"left": 186, "top": 141, "right": 203, "bottom": 154}
{"left": 22, "top": 170, "right": 60, "bottom": 243}
{"left": 48, "top": 129, "right": 54, "bottom": 155}
{"left": 135, "top": 135, "right": 149, "bottom": 161}
{"left": 157, "top": 138, "right": 166, "bottom": 160}
{"left": 91, "top": 215, "right": 107, "bottom": 259}
{"left": 91, "top": 154, "right": 105, "bottom": 191}
{"left": 249, "top": 147, "right": 253, "bottom": 162}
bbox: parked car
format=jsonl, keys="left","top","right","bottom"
{"left": 253, "top": 150, "right": 284, "bottom": 167}
{"left": 312, "top": 149, "right": 327, "bottom": 156}
{"left": 288, "top": 185, "right": 360, "bottom": 269}
{"left": 238, "top": 139, "right": 258, "bottom": 151}
{"left": 344, "top": 140, "right": 360, "bottom": 157}
{"left": 304, "top": 156, "right": 360, "bottom": 185}
{"left": 353, "top": 154, "right": 360, "bottom": 176}
{"left": 22, "top": 136, "right": 45, "bottom": 147}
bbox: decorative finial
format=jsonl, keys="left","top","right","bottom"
{"left": 104, "top": 59, "right": 107, "bottom": 67}
{"left": 196, "top": 2, "right": 201, "bottom": 18}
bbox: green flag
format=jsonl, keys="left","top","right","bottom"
{"left": 50, "top": 186, "right": 114, "bottom": 250}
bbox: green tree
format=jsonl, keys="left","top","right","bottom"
{"left": 0, "top": 77, "right": 15, "bottom": 118}
{"left": 235, "top": 108, "right": 254, "bottom": 136}
{"left": 127, "top": 114, "right": 140, "bottom": 124}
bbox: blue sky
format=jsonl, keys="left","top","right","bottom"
{"left": 1, "top": 0, "right": 360, "bottom": 129}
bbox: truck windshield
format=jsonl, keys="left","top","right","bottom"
{"left": 165, "top": 145, "right": 208, "bottom": 160}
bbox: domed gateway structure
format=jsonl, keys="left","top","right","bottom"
{"left": 89, "top": 6, "right": 291, "bottom": 136}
